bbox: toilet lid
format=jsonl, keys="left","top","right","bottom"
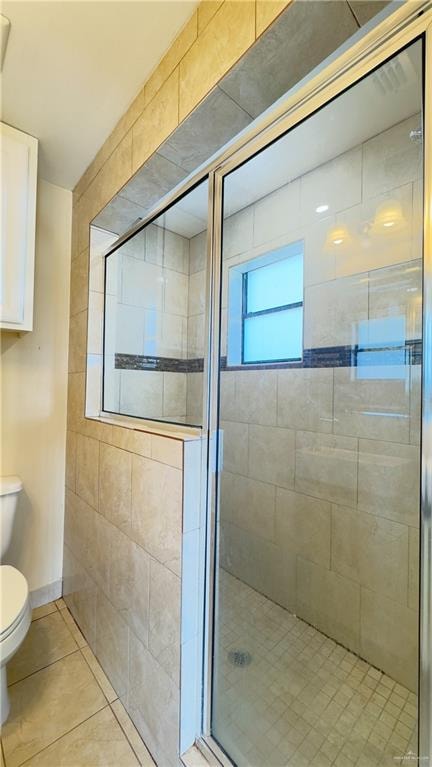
{"left": 0, "top": 566, "right": 29, "bottom": 636}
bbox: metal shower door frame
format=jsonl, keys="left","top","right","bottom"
{"left": 201, "top": 3, "right": 432, "bottom": 765}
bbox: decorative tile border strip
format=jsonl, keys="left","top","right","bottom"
{"left": 115, "top": 353, "right": 204, "bottom": 373}
{"left": 115, "top": 339, "right": 421, "bottom": 374}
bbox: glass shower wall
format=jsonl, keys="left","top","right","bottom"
{"left": 212, "top": 40, "right": 423, "bottom": 767}
{"left": 103, "top": 179, "right": 208, "bottom": 426}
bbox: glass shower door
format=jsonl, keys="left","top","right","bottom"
{"left": 211, "top": 38, "right": 424, "bottom": 767}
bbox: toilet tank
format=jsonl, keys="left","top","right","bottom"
{"left": 0, "top": 476, "right": 22, "bottom": 560}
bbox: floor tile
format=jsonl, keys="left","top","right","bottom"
{"left": 20, "top": 706, "right": 140, "bottom": 766}
{"left": 2, "top": 651, "right": 106, "bottom": 767}
{"left": 81, "top": 646, "right": 117, "bottom": 703}
{"left": 60, "top": 607, "right": 87, "bottom": 648}
{"left": 31, "top": 603, "right": 57, "bottom": 621}
{"left": 111, "top": 699, "right": 156, "bottom": 766}
{"left": 7, "top": 611, "right": 78, "bottom": 685}
{"left": 213, "top": 571, "right": 417, "bottom": 767}
{"left": 55, "top": 598, "right": 67, "bottom": 611}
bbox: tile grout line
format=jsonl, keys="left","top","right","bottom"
{"left": 6, "top": 648, "right": 81, "bottom": 690}
{"left": 79, "top": 646, "right": 118, "bottom": 705}
{"left": 109, "top": 700, "right": 152, "bottom": 767}
{"left": 14, "top": 703, "right": 111, "bottom": 767}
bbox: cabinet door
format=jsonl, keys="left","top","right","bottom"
{"left": 0, "top": 122, "right": 38, "bottom": 331}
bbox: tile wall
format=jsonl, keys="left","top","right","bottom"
{"left": 104, "top": 222, "right": 207, "bottom": 425}
{"left": 63, "top": 423, "right": 203, "bottom": 767}
{"left": 217, "top": 115, "right": 423, "bottom": 692}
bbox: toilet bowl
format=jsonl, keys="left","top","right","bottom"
{"left": 0, "top": 566, "right": 31, "bottom": 723}
{"left": 0, "top": 476, "right": 31, "bottom": 725}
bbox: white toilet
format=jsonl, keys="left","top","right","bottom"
{"left": 0, "top": 476, "right": 31, "bottom": 724}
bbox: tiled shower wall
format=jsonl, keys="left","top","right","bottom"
{"left": 105, "top": 221, "right": 207, "bottom": 424}
{"left": 105, "top": 225, "right": 191, "bottom": 422}
{"left": 216, "top": 115, "right": 422, "bottom": 692}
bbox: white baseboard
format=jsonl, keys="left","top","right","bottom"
{"left": 30, "top": 579, "right": 62, "bottom": 608}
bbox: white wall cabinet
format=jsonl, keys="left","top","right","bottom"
{"left": 1, "top": 122, "right": 38, "bottom": 331}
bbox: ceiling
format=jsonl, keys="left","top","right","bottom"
{"left": 0, "top": 0, "right": 197, "bottom": 190}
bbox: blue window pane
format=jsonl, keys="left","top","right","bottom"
{"left": 246, "top": 254, "right": 303, "bottom": 313}
{"left": 243, "top": 307, "right": 303, "bottom": 362}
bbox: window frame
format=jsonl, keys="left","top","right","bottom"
{"left": 227, "top": 241, "right": 304, "bottom": 367}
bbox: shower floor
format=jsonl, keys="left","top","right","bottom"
{"left": 213, "top": 572, "right": 418, "bottom": 767}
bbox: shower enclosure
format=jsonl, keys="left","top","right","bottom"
{"left": 100, "top": 4, "right": 432, "bottom": 765}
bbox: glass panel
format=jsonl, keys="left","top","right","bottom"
{"left": 246, "top": 252, "right": 303, "bottom": 312}
{"left": 212, "top": 40, "right": 423, "bottom": 767}
{"left": 103, "top": 179, "right": 208, "bottom": 427}
{"left": 243, "top": 306, "right": 303, "bottom": 362}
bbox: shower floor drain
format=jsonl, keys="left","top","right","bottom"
{"left": 228, "top": 649, "right": 252, "bottom": 667}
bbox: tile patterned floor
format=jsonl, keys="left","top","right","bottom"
{"left": 213, "top": 572, "right": 418, "bottom": 767}
{"left": 0, "top": 600, "right": 155, "bottom": 767}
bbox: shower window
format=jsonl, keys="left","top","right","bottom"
{"left": 102, "top": 178, "right": 208, "bottom": 427}
{"left": 227, "top": 242, "right": 303, "bottom": 365}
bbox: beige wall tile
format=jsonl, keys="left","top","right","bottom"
{"left": 197, "top": 0, "right": 223, "bottom": 34}
{"left": 331, "top": 505, "right": 409, "bottom": 604}
{"left": 220, "top": 471, "right": 275, "bottom": 541}
{"left": 360, "top": 588, "right": 418, "bottom": 691}
{"left": 301, "top": 147, "right": 362, "bottom": 224}
{"left": 304, "top": 275, "right": 368, "bottom": 350}
{"left": 233, "top": 369, "right": 277, "bottom": 426}
{"left": 120, "top": 370, "right": 164, "bottom": 419}
{"left": 296, "top": 557, "right": 360, "bottom": 654}
{"left": 363, "top": 115, "right": 422, "bottom": 199}
{"left": 109, "top": 526, "right": 150, "bottom": 644}
{"left": 162, "top": 372, "right": 187, "bottom": 419}
{"left": 91, "top": 130, "right": 133, "bottom": 213}
{"left": 76, "top": 434, "right": 100, "bottom": 510}
{"left": 220, "top": 420, "right": 248, "bottom": 475}
{"left": 99, "top": 443, "right": 132, "bottom": 532}
{"left": 256, "top": 0, "right": 291, "bottom": 37}
{"left": 131, "top": 455, "right": 182, "bottom": 573}
{"left": 358, "top": 439, "right": 420, "bottom": 528}
{"left": 333, "top": 367, "right": 410, "bottom": 443}
{"left": 145, "top": 12, "right": 198, "bottom": 106}
{"left": 275, "top": 488, "right": 331, "bottom": 568}
{"left": 150, "top": 434, "right": 183, "bottom": 469}
{"left": 248, "top": 423, "right": 295, "bottom": 489}
{"left": 66, "top": 430, "right": 77, "bottom": 492}
{"left": 277, "top": 368, "right": 333, "bottom": 433}
{"left": 95, "top": 590, "right": 129, "bottom": 699}
{"left": 295, "top": 431, "right": 358, "bottom": 507}
{"left": 179, "top": 1, "right": 255, "bottom": 121}
{"left": 127, "top": 633, "right": 179, "bottom": 767}
{"left": 253, "top": 179, "right": 301, "bottom": 247}
{"left": 89, "top": 511, "right": 112, "bottom": 591}
{"left": 220, "top": 520, "right": 296, "bottom": 612}
{"left": 408, "top": 526, "right": 419, "bottom": 611}
{"left": 68, "top": 310, "right": 88, "bottom": 373}
{"left": 149, "top": 558, "right": 181, "bottom": 684}
{"left": 132, "top": 71, "right": 179, "bottom": 174}
{"left": 109, "top": 426, "right": 152, "bottom": 458}
{"left": 62, "top": 544, "right": 97, "bottom": 648}
{"left": 70, "top": 249, "right": 89, "bottom": 318}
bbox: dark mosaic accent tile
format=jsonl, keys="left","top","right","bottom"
{"left": 219, "top": 340, "right": 422, "bottom": 371}
{"left": 115, "top": 353, "right": 204, "bottom": 373}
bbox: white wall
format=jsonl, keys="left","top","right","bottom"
{"left": 1, "top": 178, "right": 72, "bottom": 599}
